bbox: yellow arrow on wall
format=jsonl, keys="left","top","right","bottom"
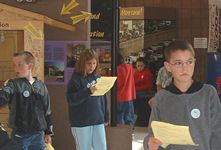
{"left": 70, "top": 11, "right": 92, "bottom": 25}
{"left": 60, "top": 0, "right": 79, "bottom": 15}
{"left": 24, "top": 23, "right": 43, "bottom": 40}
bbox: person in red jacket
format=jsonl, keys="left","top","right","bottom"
{"left": 117, "top": 53, "right": 136, "bottom": 125}
{"left": 134, "top": 57, "right": 153, "bottom": 126}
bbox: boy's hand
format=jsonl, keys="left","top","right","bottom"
{"left": 89, "top": 86, "right": 97, "bottom": 94}
{"left": 45, "top": 134, "right": 52, "bottom": 144}
{"left": 148, "top": 137, "right": 162, "bottom": 150}
{"left": 4, "top": 79, "right": 9, "bottom": 86}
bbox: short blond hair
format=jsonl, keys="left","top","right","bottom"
{"left": 13, "top": 51, "right": 35, "bottom": 65}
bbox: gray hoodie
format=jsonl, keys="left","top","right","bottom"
{"left": 146, "top": 81, "right": 221, "bottom": 150}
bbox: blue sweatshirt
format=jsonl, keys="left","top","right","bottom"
{"left": 66, "top": 71, "right": 109, "bottom": 127}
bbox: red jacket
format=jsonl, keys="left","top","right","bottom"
{"left": 134, "top": 68, "right": 153, "bottom": 91}
{"left": 117, "top": 64, "right": 136, "bottom": 102}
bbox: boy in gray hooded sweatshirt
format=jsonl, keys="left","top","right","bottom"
{"left": 146, "top": 40, "right": 221, "bottom": 150}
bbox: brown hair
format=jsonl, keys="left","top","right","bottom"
{"left": 75, "top": 49, "right": 100, "bottom": 76}
{"left": 136, "top": 57, "right": 145, "bottom": 63}
{"left": 13, "top": 51, "right": 35, "bottom": 65}
{"left": 164, "top": 40, "right": 195, "bottom": 61}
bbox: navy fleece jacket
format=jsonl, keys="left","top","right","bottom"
{"left": 66, "top": 72, "right": 109, "bottom": 127}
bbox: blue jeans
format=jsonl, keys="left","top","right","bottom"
{"left": 11, "top": 130, "right": 46, "bottom": 150}
{"left": 117, "top": 101, "right": 134, "bottom": 125}
{"left": 71, "top": 124, "right": 107, "bottom": 150}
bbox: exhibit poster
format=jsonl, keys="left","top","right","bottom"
{"left": 45, "top": 41, "right": 89, "bottom": 84}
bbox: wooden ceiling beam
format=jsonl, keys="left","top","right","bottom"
{"left": 0, "top": 2, "right": 75, "bottom": 32}
{"left": 44, "top": 16, "right": 75, "bottom": 32}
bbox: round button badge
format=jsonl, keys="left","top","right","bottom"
{"left": 191, "top": 108, "right": 200, "bottom": 119}
{"left": 23, "top": 90, "right": 30, "bottom": 97}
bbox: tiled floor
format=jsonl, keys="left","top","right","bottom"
{"left": 132, "top": 127, "right": 148, "bottom": 150}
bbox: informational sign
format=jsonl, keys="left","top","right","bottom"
{"left": 44, "top": 41, "right": 89, "bottom": 84}
{"left": 120, "top": 7, "right": 144, "bottom": 20}
{"left": 194, "top": 38, "right": 208, "bottom": 48}
{"left": 119, "top": 7, "right": 145, "bottom": 56}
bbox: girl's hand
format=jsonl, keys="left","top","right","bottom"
{"left": 105, "top": 121, "right": 110, "bottom": 126}
{"left": 148, "top": 137, "right": 162, "bottom": 150}
{"left": 90, "top": 86, "right": 97, "bottom": 94}
{"left": 45, "top": 134, "right": 52, "bottom": 144}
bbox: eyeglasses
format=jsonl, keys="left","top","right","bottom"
{"left": 169, "top": 59, "right": 195, "bottom": 68}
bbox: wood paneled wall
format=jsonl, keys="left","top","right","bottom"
{"left": 120, "top": 0, "right": 209, "bottom": 82}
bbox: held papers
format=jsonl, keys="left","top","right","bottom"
{"left": 91, "top": 76, "right": 117, "bottom": 96}
{"left": 151, "top": 121, "right": 198, "bottom": 148}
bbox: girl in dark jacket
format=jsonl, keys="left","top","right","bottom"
{"left": 66, "top": 49, "right": 109, "bottom": 150}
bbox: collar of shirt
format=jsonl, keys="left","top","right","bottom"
{"left": 165, "top": 81, "right": 203, "bottom": 94}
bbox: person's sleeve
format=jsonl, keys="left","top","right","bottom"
{"left": 155, "top": 68, "right": 163, "bottom": 85}
{"left": 209, "top": 86, "right": 221, "bottom": 150}
{"left": 147, "top": 104, "right": 157, "bottom": 139}
{"left": 103, "top": 95, "right": 109, "bottom": 123}
{"left": 142, "top": 69, "right": 153, "bottom": 90}
{"left": 117, "top": 66, "right": 124, "bottom": 91}
{"left": 43, "top": 84, "right": 54, "bottom": 135}
{"left": 0, "top": 80, "right": 14, "bottom": 106}
{"left": 143, "top": 134, "right": 149, "bottom": 150}
{"left": 66, "top": 77, "right": 92, "bottom": 107}
{"left": 146, "top": 95, "right": 163, "bottom": 149}
{"left": 0, "top": 90, "right": 9, "bottom": 106}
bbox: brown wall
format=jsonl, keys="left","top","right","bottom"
{"left": 0, "top": 0, "right": 89, "bottom": 41}
{"left": 0, "top": 1, "right": 209, "bottom": 82}
{"left": 0, "top": 1, "right": 210, "bottom": 149}
{"left": 47, "top": 85, "right": 76, "bottom": 150}
{"left": 120, "top": 0, "right": 209, "bottom": 82}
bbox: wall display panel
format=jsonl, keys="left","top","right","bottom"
{"left": 120, "top": 19, "right": 145, "bottom": 57}
{"left": 91, "top": 40, "right": 111, "bottom": 76}
{"left": 208, "top": 1, "right": 221, "bottom": 96}
{"left": 208, "top": 4, "right": 219, "bottom": 52}
{"left": 44, "top": 41, "right": 89, "bottom": 85}
{"left": 90, "top": 0, "right": 113, "bottom": 76}
{"left": 120, "top": 7, "right": 177, "bottom": 90}
{"left": 120, "top": 7, "right": 144, "bottom": 58}
{"left": 207, "top": 52, "right": 221, "bottom": 97}
{"left": 44, "top": 40, "right": 112, "bottom": 84}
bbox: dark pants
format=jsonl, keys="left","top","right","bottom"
{"left": 0, "top": 126, "right": 21, "bottom": 150}
{"left": 134, "top": 91, "right": 152, "bottom": 126}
